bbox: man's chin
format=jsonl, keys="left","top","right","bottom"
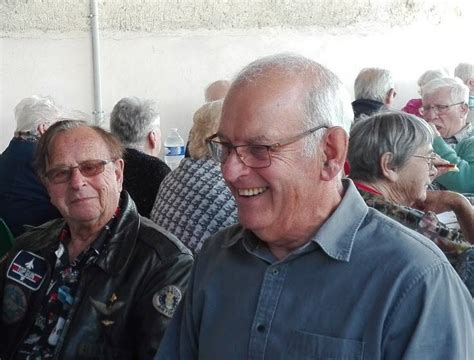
{"left": 238, "top": 212, "right": 264, "bottom": 231}
{"left": 66, "top": 211, "right": 101, "bottom": 224}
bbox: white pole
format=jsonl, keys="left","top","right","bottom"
{"left": 90, "top": 0, "right": 104, "bottom": 125}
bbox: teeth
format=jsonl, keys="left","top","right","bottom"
{"left": 238, "top": 187, "right": 267, "bottom": 197}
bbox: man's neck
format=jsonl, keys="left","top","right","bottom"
{"left": 263, "top": 183, "right": 344, "bottom": 260}
{"left": 66, "top": 224, "right": 103, "bottom": 261}
{"left": 360, "top": 180, "right": 411, "bottom": 207}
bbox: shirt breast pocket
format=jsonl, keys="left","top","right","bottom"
{"left": 284, "top": 330, "right": 364, "bottom": 359}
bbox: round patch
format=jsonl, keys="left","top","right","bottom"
{"left": 152, "top": 285, "right": 182, "bottom": 318}
{"left": 2, "top": 284, "right": 28, "bottom": 324}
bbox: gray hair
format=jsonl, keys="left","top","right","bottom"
{"left": 354, "top": 68, "right": 394, "bottom": 102}
{"left": 109, "top": 97, "right": 160, "bottom": 149}
{"left": 422, "top": 77, "right": 469, "bottom": 104}
{"left": 35, "top": 119, "right": 124, "bottom": 179}
{"left": 454, "top": 63, "right": 474, "bottom": 84}
{"left": 348, "top": 111, "right": 434, "bottom": 182}
{"left": 14, "top": 95, "right": 62, "bottom": 136}
{"left": 188, "top": 100, "right": 223, "bottom": 159}
{"left": 230, "top": 53, "right": 353, "bottom": 156}
{"left": 417, "top": 69, "right": 449, "bottom": 89}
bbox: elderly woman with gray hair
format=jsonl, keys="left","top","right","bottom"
{"left": 348, "top": 111, "right": 474, "bottom": 295}
{"left": 150, "top": 100, "right": 237, "bottom": 254}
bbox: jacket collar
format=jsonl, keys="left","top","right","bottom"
{"left": 351, "top": 98, "right": 386, "bottom": 118}
{"left": 95, "top": 191, "right": 140, "bottom": 275}
{"left": 14, "top": 191, "right": 141, "bottom": 276}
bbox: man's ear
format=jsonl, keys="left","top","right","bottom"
{"left": 384, "top": 88, "right": 396, "bottom": 105}
{"left": 467, "top": 78, "right": 474, "bottom": 91}
{"left": 320, "top": 127, "right": 348, "bottom": 181}
{"left": 459, "top": 102, "right": 469, "bottom": 116}
{"left": 114, "top": 159, "right": 125, "bottom": 192}
{"left": 379, "top": 152, "right": 398, "bottom": 182}
{"left": 37, "top": 122, "right": 48, "bottom": 136}
{"left": 147, "top": 129, "right": 162, "bottom": 156}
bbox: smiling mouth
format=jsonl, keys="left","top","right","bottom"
{"left": 238, "top": 187, "right": 268, "bottom": 197}
{"left": 71, "top": 197, "right": 93, "bottom": 203}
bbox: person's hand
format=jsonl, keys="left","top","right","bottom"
{"left": 431, "top": 155, "right": 452, "bottom": 178}
{"left": 414, "top": 190, "right": 466, "bottom": 214}
{"left": 415, "top": 190, "right": 474, "bottom": 244}
{"left": 426, "top": 122, "right": 441, "bottom": 137}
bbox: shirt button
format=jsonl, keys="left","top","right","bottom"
{"left": 257, "top": 324, "right": 266, "bottom": 332}
{"left": 272, "top": 268, "right": 279, "bottom": 275}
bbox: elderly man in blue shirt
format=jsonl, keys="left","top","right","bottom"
{"left": 156, "top": 54, "right": 473, "bottom": 359}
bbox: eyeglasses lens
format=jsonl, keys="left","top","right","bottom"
{"left": 46, "top": 160, "right": 108, "bottom": 184}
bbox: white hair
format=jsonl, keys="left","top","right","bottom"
{"left": 454, "top": 63, "right": 474, "bottom": 84}
{"left": 417, "top": 69, "right": 449, "bottom": 89}
{"left": 354, "top": 68, "right": 394, "bottom": 102}
{"left": 231, "top": 53, "right": 353, "bottom": 156}
{"left": 14, "top": 95, "right": 62, "bottom": 135}
{"left": 422, "top": 77, "right": 469, "bottom": 103}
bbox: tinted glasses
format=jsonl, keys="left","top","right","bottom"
{"left": 45, "top": 159, "right": 115, "bottom": 184}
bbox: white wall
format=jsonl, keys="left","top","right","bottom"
{"left": 1, "top": 4, "right": 473, "bottom": 154}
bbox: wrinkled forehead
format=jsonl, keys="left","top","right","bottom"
{"left": 47, "top": 127, "right": 110, "bottom": 164}
{"left": 422, "top": 86, "right": 453, "bottom": 103}
{"left": 220, "top": 75, "right": 308, "bottom": 139}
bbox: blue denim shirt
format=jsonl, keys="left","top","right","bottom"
{"left": 156, "top": 180, "right": 473, "bottom": 360}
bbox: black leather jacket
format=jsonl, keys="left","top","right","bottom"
{"left": 0, "top": 192, "right": 193, "bottom": 359}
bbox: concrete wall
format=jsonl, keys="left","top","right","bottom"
{"left": 1, "top": 0, "right": 473, "bottom": 153}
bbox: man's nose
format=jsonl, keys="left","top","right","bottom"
{"left": 221, "top": 149, "right": 249, "bottom": 183}
{"left": 423, "top": 108, "right": 438, "bottom": 121}
{"left": 69, "top": 167, "right": 86, "bottom": 189}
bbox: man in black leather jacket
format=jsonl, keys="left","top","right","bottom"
{"left": 0, "top": 120, "right": 193, "bottom": 359}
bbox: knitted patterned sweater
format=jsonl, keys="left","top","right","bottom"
{"left": 150, "top": 158, "right": 238, "bottom": 253}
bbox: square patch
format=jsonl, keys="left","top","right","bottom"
{"left": 7, "top": 251, "right": 47, "bottom": 291}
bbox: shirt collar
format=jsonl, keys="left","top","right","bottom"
{"left": 446, "top": 123, "right": 472, "bottom": 144}
{"left": 222, "top": 179, "right": 369, "bottom": 263}
{"left": 309, "top": 180, "right": 368, "bottom": 261}
{"left": 56, "top": 207, "right": 121, "bottom": 257}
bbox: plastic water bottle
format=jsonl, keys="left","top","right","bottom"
{"left": 164, "top": 128, "right": 185, "bottom": 170}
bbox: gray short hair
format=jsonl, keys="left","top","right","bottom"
{"left": 417, "top": 69, "right": 449, "bottom": 89}
{"left": 14, "top": 95, "right": 62, "bottom": 136}
{"left": 230, "top": 53, "right": 353, "bottom": 156}
{"left": 188, "top": 100, "right": 223, "bottom": 159}
{"left": 422, "top": 77, "right": 469, "bottom": 104}
{"left": 354, "top": 68, "right": 394, "bottom": 102}
{"left": 454, "top": 63, "right": 474, "bottom": 84}
{"left": 348, "top": 111, "right": 434, "bottom": 182}
{"left": 109, "top": 97, "right": 160, "bottom": 149}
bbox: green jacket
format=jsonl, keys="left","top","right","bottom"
{"left": 433, "top": 128, "right": 474, "bottom": 193}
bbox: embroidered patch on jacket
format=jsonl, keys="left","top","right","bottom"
{"left": 153, "top": 285, "right": 182, "bottom": 318}
{"left": 2, "top": 284, "right": 28, "bottom": 323}
{"left": 7, "top": 251, "right": 47, "bottom": 291}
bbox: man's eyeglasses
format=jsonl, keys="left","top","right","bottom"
{"left": 206, "top": 125, "right": 328, "bottom": 169}
{"left": 419, "top": 102, "right": 464, "bottom": 116}
{"left": 412, "top": 153, "right": 437, "bottom": 171}
{"left": 45, "top": 159, "right": 115, "bottom": 184}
